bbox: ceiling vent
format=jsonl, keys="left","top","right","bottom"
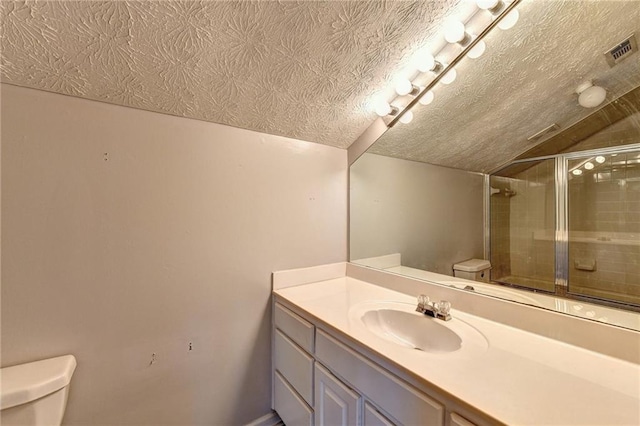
{"left": 527, "top": 123, "right": 560, "bottom": 142}
{"left": 605, "top": 33, "right": 637, "bottom": 67}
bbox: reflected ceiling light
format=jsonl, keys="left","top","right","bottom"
{"left": 440, "top": 68, "right": 457, "bottom": 85}
{"left": 584, "top": 162, "right": 594, "bottom": 170}
{"left": 572, "top": 169, "right": 583, "bottom": 176}
{"left": 576, "top": 81, "right": 607, "bottom": 108}
{"left": 467, "top": 38, "right": 486, "bottom": 59}
{"left": 399, "top": 110, "right": 414, "bottom": 124}
{"left": 595, "top": 156, "right": 606, "bottom": 164}
{"left": 374, "top": 101, "right": 398, "bottom": 117}
{"left": 497, "top": 9, "right": 519, "bottom": 30}
{"left": 395, "top": 79, "right": 420, "bottom": 96}
{"left": 419, "top": 90, "right": 435, "bottom": 105}
{"left": 444, "top": 20, "right": 470, "bottom": 45}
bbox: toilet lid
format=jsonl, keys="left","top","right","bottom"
{"left": 453, "top": 259, "right": 491, "bottom": 272}
{"left": 0, "top": 355, "right": 77, "bottom": 410}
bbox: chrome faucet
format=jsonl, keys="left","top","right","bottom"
{"left": 416, "top": 295, "right": 452, "bottom": 321}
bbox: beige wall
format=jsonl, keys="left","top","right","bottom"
{"left": 350, "top": 153, "right": 484, "bottom": 275}
{"left": 1, "top": 84, "right": 347, "bottom": 425}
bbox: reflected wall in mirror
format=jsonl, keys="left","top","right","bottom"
{"left": 349, "top": 0, "right": 640, "bottom": 331}
{"left": 350, "top": 154, "right": 484, "bottom": 274}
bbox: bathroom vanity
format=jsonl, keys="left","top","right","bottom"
{"left": 272, "top": 263, "right": 640, "bottom": 426}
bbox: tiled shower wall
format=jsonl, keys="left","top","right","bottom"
{"left": 509, "top": 161, "right": 556, "bottom": 289}
{"left": 490, "top": 194, "right": 511, "bottom": 280}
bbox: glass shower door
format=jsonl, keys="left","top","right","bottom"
{"left": 567, "top": 150, "right": 640, "bottom": 306}
{"left": 489, "top": 159, "right": 556, "bottom": 292}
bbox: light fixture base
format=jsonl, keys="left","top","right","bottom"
{"left": 575, "top": 81, "right": 594, "bottom": 95}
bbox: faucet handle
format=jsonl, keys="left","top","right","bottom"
{"left": 436, "top": 300, "right": 451, "bottom": 316}
{"left": 417, "top": 294, "right": 430, "bottom": 306}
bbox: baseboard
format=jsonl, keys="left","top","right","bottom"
{"left": 244, "top": 411, "right": 283, "bottom": 426}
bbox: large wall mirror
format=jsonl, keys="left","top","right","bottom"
{"left": 350, "top": 0, "right": 640, "bottom": 331}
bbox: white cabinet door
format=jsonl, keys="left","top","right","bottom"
{"left": 450, "top": 413, "right": 476, "bottom": 426}
{"left": 316, "top": 330, "right": 445, "bottom": 426}
{"left": 364, "top": 402, "right": 395, "bottom": 426}
{"left": 314, "top": 364, "right": 361, "bottom": 426}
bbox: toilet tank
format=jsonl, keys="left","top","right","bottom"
{"left": 0, "top": 355, "right": 77, "bottom": 426}
{"left": 453, "top": 259, "right": 491, "bottom": 283}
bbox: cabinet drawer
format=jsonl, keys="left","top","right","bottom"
{"left": 274, "top": 371, "right": 314, "bottom": 426}
{"left": 275, "top": 329, "right": 314, "bottom": 405}
{"left": 316, "top": 330, "right": 445, "bottom": 426}
{"left": 275, "top": 303, "right": 315, "bottom": 353}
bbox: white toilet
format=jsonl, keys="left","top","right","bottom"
{"left": 453, "top": 259, "right": 491, "bottom": 283}
{"left": 0, "top": 355, "right": 77, "bottom": 426}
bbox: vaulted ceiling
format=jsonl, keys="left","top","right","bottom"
{"left": 2, "top": 1, "right": 639, "bottom": 173}
{"left": 0, "top": 0, "right": 462, "bottom": 149}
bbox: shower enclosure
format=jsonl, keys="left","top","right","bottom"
{"left": 489, "top": 144, "right": 640, "bottom": 310}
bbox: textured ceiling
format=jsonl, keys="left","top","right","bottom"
{"left": 369, "top": 0, "right": 640, "bottom": 172}
{"left": 0, "top": 0, "right": 467, "bottom": 149}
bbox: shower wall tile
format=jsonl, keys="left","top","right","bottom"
{"left": 569, "top": 240, "right": 640, "bottom": 305}
{"left": 491, "top": 160, "right": 556, "bottom": 291}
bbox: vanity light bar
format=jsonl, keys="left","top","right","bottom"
{"left": 379, "top": 0, "right": 522, "bottom": 127}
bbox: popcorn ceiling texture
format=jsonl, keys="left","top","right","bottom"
{"left": 3, "top": 1, "right": 639, "bottom": 171}
{"left": 0, "top": 0, "right": 462, "bottom": 149}
{"left": 369, "top": 0, "right": 640, "bottom": 172}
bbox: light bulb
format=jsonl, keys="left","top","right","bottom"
{"left": 444, "top": 21, "right": 467, "bottom": 44}
{"left": 395, "top": 79, "right": 418, "bottom": 96}
{"left": 399, "top": 110, "right": 413, "bottom": 124}
{"left": 497, "top": 9, "right": 519, "bottom": 30}
{"left": 477, "top": 0, "right": 500, "bottom": 10}
{"left": 375, "top": 101, "right": 392, "bottom": 117}
{"left": 414, "top": 51, "right": 438, "bottom": 73}
{"left": 595, "top": 156, "right": 606, "bottom": 164}
{"left": 572, "top": 169, "right": 583, "bottom": 176}
{"left": 467, "top": 40, "right": 486, "bottom": 59}
{"left": 584, "top": 162, "right": 594, "bottom": 170}
{"left": 419, "top": 90, "right": 435, "bottom": 105}
{"left": 440, "top": 68, "right": 457, "bottom": 85}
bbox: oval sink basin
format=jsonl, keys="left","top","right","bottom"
{"left": 349, "top": 301, "right": 488, "bottom": 355}
{"left": 362, "top": 309, "right": 461, "bottom": 353}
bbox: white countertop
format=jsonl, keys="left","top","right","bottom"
{"left": 275, "top": 277, "right": 640, "bottom": 426}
